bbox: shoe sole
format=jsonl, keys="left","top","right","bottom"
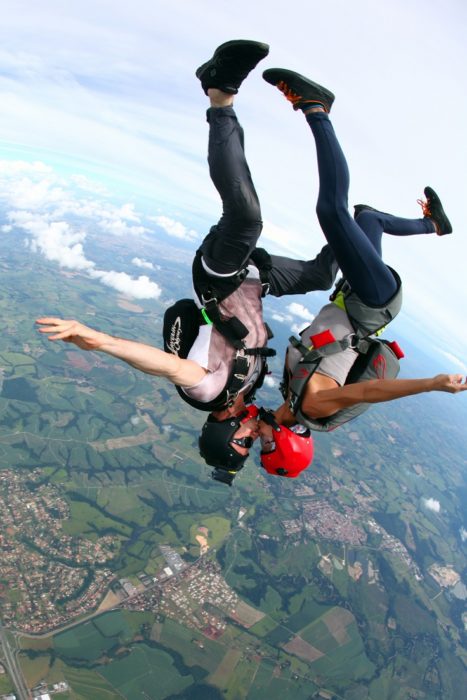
{"left": 196, "top": 40, "right": 270, "bottom": 80}
{"left": 212, "top": 39, "right": 269, "bottom": 59}
{"left": 424, "top": 186, "right": 452, "bottom": 235}
{"left": 263, "top": 68, "right": 335, "bottom": 111}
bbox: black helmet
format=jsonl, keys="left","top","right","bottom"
{"left": 199, "top": 405, "right": 259, "bottom": 486}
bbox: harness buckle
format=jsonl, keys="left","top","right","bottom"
{"left": 201, "top": 293, "right": 218, "bottom": 306}
{"left": 288, "top": 393, "right": 298, "bottom": 412}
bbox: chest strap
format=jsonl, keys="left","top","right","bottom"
{"left": 202, "top": 296, "right": 249, "bottom": 350}
{"left": 286, "top": 333, "right": 359, "bottom": 414}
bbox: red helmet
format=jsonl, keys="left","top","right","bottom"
{"left": 259, "top": 409, "right": 314, "bottom": 478}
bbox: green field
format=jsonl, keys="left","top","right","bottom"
{"left": 99, "top": 644, "right": 193, "bottom": 699}
{"left": 287, "top": 598, "right": 332, "bottom": 632}
{"left": 0, "top": 672, "right": 15, "bottom": 695}
{"left": 92, "top": 611, "right": 132, "bottom": 639}
{"left": 199, "top": 515, "right": 231, "bottom": 547}
{"left": 308, "top": 621, "right": 375, "bottom": 681}
{"left": 61, "top": 500, "right": 132, "bottom": 538}
{"left": 249, "top": 615, "right": 278, "bottom": 637}
{"left": 54, "top": 617, "right": 123, "bottom": 661}
{"left": 96, "top": 487, "right": 155, "bottom": 526}
{"left": 159, "top": 618, "right": 225, "bottom": 673}
{"left": 18, "top": 654, "right": 51, "bottom": 688}
{"left": 56, "top": 664, "right": 120, "bottom": 700}
{"left": 247, "top": 667, "right": 318, "bottom": 700}
{"left": 2, "top": 234, "right": 467, "bottom": 699}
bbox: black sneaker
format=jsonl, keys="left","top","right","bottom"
{"left": 418, "top": 186, "right": 452, "bottom": 236}
{"left": 196, "top": 40, "right": 269, "bottom": 95}
{"left": 353, "top": 204, "right": 391, "bottom": 220}
{"left": 263, "top": 68, "right": 335, "bottom": 112}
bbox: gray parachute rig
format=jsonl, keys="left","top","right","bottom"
{"left": 282, "top": 269, "right": 404, "bottom": 432}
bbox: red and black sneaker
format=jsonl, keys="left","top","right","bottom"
{"left": 418, "top": 186, "right": 452, "bottom": 236}
{"left": 262, "top": 68, "right": 335, "bottom": 113}
{"left": 196, "top": 40, "right": 269, "bottom": 95}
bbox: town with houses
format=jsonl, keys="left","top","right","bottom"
{"left": 1, "top": 468, "right": 463, "bottom": 640}
{"left": 1, "top": 466, "right": 466, "bottom": 698}
{"left": 123, "top": 555, "right": 259, "bottom": 638}
{"left": 0, "top": 469, "right": 117, "bottom": 633}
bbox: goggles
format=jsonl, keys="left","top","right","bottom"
{"left": 230, "top": 435, "right": 255, "bottom": 448}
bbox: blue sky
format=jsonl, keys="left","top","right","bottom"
{"left": 0, "top": 0, "right": 466, "bottom": 369}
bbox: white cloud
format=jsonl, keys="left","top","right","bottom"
{"left": 1, "top": 225, "right": 12, "bottom": 233}
{"left": 0, "top": 161, "right": 164, "bottom": 299}
{"left": 422, "top": 498, "right": 441, "bottom": 513}
{"left": 70, "top": 174, "right": 109, "bottom": 196}
{"left": 113, "top": 203, "right": 140, "bottom": 223}
{"left": 89, "top": 269, "right": 161, "bottom": 299}
{"left": 99, "top": 218, "right": 147, "bottom": 236}
{"left": 264, "top": 375, "right": 278, "bottom": 388}
{"left": 132, "top": 257, "right": 154, "bottom": 270}
{"left": 287, "top": 302, "right": 315, "bottom": 323}
{"left": 460, "top": 527, "right": 467, "bottom": 542}
{"left": 9, "top": 211, "right": 94, "bottom": 271}
{"left": 271, "top": 312, "right": 293, "bottom": 323}
{"left": 0, "top": 161, "right": 148, "bottom": 239}
{"left": 0, "top": 1, "right": 466, "bottom": 348}
{"left": 0, "top": 163, "right": 59, "bottom": 206}
{"left": 97, "top": 202, "right": 147, "bottom": 236}
{"left": 151, "top": 215, "right": 198, "bottom": 242}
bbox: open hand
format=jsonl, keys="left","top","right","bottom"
{"left": 36, "top": 318, "right": 106, "bottom": 351}
{"left": 433, "top": 374, "right": 467, "bottom": 394}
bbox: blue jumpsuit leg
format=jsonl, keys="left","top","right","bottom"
{"left": 306, "top": 112, "right": 429, "bottom": 306}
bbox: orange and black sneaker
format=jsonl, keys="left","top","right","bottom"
{"left": 196, "top": 40, "right": 269, "bottom": 95}
{"left": 417, "top": 186, "right": 452, "bottom": 236}
{"left": 263, "top": 68, "right": 335, "bottom": 113}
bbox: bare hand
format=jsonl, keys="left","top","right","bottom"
{"left": 432, "top": 374, "right": 467, "bottom": 394}
{"left": 36, "top": 318, "right": 105, "bottom": 351}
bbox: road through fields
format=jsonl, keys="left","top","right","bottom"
{"left": 0, "top": 623, "right": 31, "bottom": 700}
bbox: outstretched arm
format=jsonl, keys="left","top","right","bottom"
{"left": 303, "top": 374, "right": 467, "bottom": 419}
{"left": 36, "top": 318, "right": 207, "bottom": 387}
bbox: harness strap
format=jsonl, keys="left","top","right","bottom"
{"left": 203, "top": 298, "right": 248, "bottom": 350}
{"left": 286, "top": 331, "right": 384, "bottom": 415}
{"left": 286, "top": 334, "right": 356, "bottom": 414}
{"left": 244, "top": 347, "right": 276, "bottom": 357}
{"left": 289, "top": 334, "right": 354, "bottom": 359}
{"left": 222, "top": 352, "right": 251, "bottom": 406}
{"left": 190, "top": 248, "right": 276, "bottom": 408}
{"left": 249, "top": 247, "right": 272, "bottom": 297}
{"left": 288, "top": 335, "right": 369, "bottom": 414}
{"left": 332, "top": 289, "right": 387, "bottom": 337}
{"left": 329, "top": 276, "right": 348, "bottom": 304}
{"left": 329, "top": 270, "right": 402, "bottom": 340}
